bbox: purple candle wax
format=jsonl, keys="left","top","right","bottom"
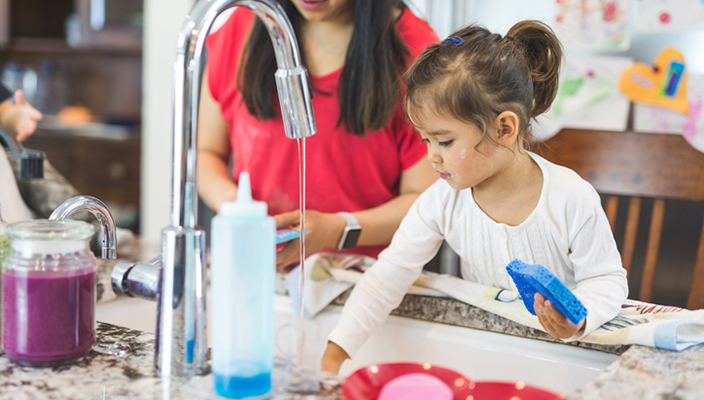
{"left": 2, "top": 269, "right": 96, "bottom": 365}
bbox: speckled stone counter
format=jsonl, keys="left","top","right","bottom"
{"left": 7, "top": 238, "right": 704, "bottom": 399}
{"left": 0, "top": 323, "right": 343, "bottom": 400}
{"left": 570, "top": 344, "right": 704, "bottom": 399}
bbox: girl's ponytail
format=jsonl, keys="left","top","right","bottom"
{"left": 507, "top": 21, "right": 563, "bottom": 117}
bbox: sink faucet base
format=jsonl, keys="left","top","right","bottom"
{"left": 156, "top": 226, "right": 208, "bottom": 377}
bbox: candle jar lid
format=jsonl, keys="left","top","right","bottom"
{"left": 7, "top": 220, "right": 95, "bottom": 240}
{"left": 6, "top": 220, "right": 95, "bottom": 258}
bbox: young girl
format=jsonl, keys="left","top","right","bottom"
{"left": 321, "top": 20, "right": 628, "bottom": 373}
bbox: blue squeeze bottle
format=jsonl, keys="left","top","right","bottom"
{"left": 211, "top": 172, "right": 276, "bottom": 398}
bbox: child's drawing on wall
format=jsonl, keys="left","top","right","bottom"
{"left": 637, "top": 0, "right": 704, "bottom": 33}
{"left": 554, "top": 0, "right": 631, "bottom": 50}
{"left": 543, "top": 56, "right": 632, "bottom": 132}
{"left": 634, "top": 75, "right": 704, "bottom": 153}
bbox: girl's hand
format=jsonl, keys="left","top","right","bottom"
{"left": 534, "top": 293, "right": 585, "bottom": 339}
{"left": 274, "top": 209, "right": 346, "bottom": 272}
{"left": 12, "top": 90, "right": 43, "bottom": 142}
{"left": 321, "top": 340, "right": 349, "bottom": 374}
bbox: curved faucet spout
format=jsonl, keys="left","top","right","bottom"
{"left": 172, "top": 0, "right": 316, "bottom": 229}
{"left": 49, "top": 195, "right": 117, "bottom": 260}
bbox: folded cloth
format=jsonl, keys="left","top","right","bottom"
{"left": 295, "top": 255, "right": 704, "bottom": 351}
{"left": 286, "top": 253, "right": 446, "bottom": 318}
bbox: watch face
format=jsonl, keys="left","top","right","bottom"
{"left": 342, "top": 228, "right": 362, "bottom": 249}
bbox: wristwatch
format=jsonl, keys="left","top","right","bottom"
{"left": 336, "top": 212, "right": 362, "bottom": 250}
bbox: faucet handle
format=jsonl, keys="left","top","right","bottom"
{"left": 111, "top": 257, "right": 161, "bottom": 300}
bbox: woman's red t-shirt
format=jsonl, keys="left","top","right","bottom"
{"left": 206, "top": 8, "right": 439, "bottom": 258}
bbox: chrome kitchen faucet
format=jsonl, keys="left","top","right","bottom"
{"left": 111, "top": 0, "right": 316, "bottom": 377}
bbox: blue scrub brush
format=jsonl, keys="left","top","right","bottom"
{"left": 506, "top": 259, "right": 587, "bottom": 325}
{"left": 0, "top": 128, "right": 45, "bottom": 179}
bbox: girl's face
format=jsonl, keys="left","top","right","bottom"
{"left": 290, "top": 0, "right": 354, "bottom": 23}
{"left": 415, "top": 113, "right": 506, "bottom": 191}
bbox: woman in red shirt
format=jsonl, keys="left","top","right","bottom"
{"left": 198, "top": 0, "right": 439, "bottom": 270}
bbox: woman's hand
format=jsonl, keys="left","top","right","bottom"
{"left": 534, "top": 293, "right": 585, "bottom": 339}
{"left": 274, "top": 209, "right": 346, "bottom": 272}
{"left": 321, "top": 341, "right": 349, "bottom": 374}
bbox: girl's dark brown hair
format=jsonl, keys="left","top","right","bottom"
{"left": 404, "top": 20, "right": 562, "bottom": 150}
{"left": 239, "top": 0, "right": 410, "bottom": 136}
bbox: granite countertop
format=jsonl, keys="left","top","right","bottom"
{"left": 4, "top": 238, "right": 704, "bottom": 399}
{"left": 0, "top": 323, "right": 344, "bottom": 400}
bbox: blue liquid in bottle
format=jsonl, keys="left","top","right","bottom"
{"left": 214, "top": 369, "right": 271, "bottom": 398}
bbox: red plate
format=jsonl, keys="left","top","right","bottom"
{"left": 342, "top": 362, "right": 565, "bottom": 400}
{"left": 342, "top": 362, "right": 473, "bottom": 400}
{"left": 467, "top": 381, "right": 565, "bottom": 400}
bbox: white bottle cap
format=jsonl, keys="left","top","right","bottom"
{"left": 220, "top": 171, "right": 268, "bottom": 217}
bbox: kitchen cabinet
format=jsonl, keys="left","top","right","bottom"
{"left": 23, "top": 130, "right": 141, "bottom": 210}
{"left": 0, "top": 0, "right": 7, "bottom": 48}
{"left": 71, "top": 0, "right": 143, "bottom": 51}
{"left": 1, "top": 0, "right": 143, "bottom": 230}
{"left": 1, "top": 0, "right": 142, "bottom": 52}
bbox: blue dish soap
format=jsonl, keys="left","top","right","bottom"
{"left": 211, "top": 172, "right": 276, "bottom": 398}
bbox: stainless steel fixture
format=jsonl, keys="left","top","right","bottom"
{"left": 111, "top": 256, "right": 160, "bottom": 300}
{"left": 49, "top": 195, "right": 117, "bottom": 260}
{"left": 111, "top": 0, "right": 316, "bottom": 377}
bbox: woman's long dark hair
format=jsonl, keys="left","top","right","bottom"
{"left": 238, "top": 0, "right": 410, "bottom": 136}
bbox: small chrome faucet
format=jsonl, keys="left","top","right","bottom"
{"left": 49, "top": 195, "right": 117, "bottom": 260}
{"left": 111, "top": 0, "right": 316, "bottom": 378}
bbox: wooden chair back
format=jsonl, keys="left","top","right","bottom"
{"left": 535, "top": 128, "right": 704, "bottom": 309}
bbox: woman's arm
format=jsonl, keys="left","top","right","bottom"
{"left": 274, "top": 156, "right": 437, "bottom": 270}
{"left": 196, "top": 69, "right": 238, "bottom": 213}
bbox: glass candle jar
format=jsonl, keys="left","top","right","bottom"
{"left": 2, "top": 220, "right": 97, "bottom": 366}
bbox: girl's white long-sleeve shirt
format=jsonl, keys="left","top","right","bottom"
{"left": 328, "top": 153, "right": 628, "bottom": 358}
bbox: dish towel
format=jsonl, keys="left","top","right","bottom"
{"left": 288, "top": 253, "right": 704, "bottom": 351}
{"left": 286, "top": 253, "right": 447, "bottom": 319}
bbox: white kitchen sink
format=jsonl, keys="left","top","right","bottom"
{"left": 96, "top": 294, "right": 617, "bottom": 397}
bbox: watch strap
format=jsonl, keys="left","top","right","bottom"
{"left": 336, "top": 212, "right": 361, "bottom": 250}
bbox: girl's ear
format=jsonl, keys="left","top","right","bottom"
{"left": 494, "top": 111, "right": 520, "bottom": 147}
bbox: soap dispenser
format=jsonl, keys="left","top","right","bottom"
{"left": 211, "top": 171, "right": 276, "bottom": 398}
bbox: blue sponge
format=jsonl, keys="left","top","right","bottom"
{"left": 506, "top": 259, "right": 587, "bottom": 326}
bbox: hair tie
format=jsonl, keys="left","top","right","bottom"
{"left": 505, "top": 35, "right": 515, "bottom": 42}
{"left": 442, "top": 36, "right": 465, "bottom": 46}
